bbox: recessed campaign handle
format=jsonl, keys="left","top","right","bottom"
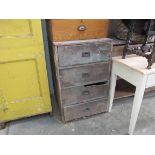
{"left": 82, "top": 52, "right": 90, "bottom": 57}
{"left": 82, "top": 72, "right": 90, "bottom": 78}
{"left": 82, "top": 90, "right": 90, "bottom": 95}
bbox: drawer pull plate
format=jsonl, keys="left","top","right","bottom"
{"left": 82, "top": 52, "right": 90, "bottom": 57}
{"left": 84, "top": 107, "right": 90, "bottom": 111}
{"left": 82, "top": 90, "right": 90, "bottom": 95}
{"left": 82, "top": 72, "right": 90, "bottom": 78}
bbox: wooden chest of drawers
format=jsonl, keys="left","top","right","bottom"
{"left": 49, "top": 19, "right": 109, "bottom": 42}
{"left": 52, "top": 39, "right": 112, "bottom": 122}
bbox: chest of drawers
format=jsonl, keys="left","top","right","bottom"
{"left": 52, "top": 38, "right": 112, "bottom": 122}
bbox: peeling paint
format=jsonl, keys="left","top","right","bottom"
{"left": 0, "top": 89, "right": 8, "bottom": 112}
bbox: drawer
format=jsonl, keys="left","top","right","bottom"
{"left": 146, "top": 74, "right": 155, "bottom": 88}
{"left": 48, "top": 19, "right": 109, "bottom": 42}
{"left": 61, "top": 83, "right": 109, "bottom": 106}
{"left": 81, "top": 19, "right": 109, "bottom": 40}
{"left": 63, "top": 98, "right": 108, "bottom": 122}
{"left": 59, "top": 62, "right": 110, "bottom": 88}
{"left": 58, "top": 43, "right": 111, "bottom": 67}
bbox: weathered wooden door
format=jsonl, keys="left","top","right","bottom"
{"left": 0, "top": 20, "right": 51, "bottom": 123}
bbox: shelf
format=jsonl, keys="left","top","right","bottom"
{"left": 114, "top": 79, "right": 155, "bottom": 99}
{"left": 114, "top": 79, "right": 135, "bottom": 99}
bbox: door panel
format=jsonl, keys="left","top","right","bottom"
{"left": 0, "top": 20, "right": 31, "bottom": 36}
{"left": 0, "top": 19, "right": 51, "bottom": 122}
{"left": 0, "top": 20, "right": 42, "bottom": 49}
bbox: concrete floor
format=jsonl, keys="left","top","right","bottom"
{"left": 1, "top": 92, "right": 155, "bottom": 135}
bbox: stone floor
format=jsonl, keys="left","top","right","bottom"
{"left": 1, "top": 92, "right": 155, "bottom": 135}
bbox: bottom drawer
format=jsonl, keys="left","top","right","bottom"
{"left": 63, "top": 98, "right": 108, "bottom": 122}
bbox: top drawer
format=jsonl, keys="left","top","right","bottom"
{"left": 57, "top": 42, "right": 111, "bottom": 67}
{"left": 48, "top": 19, "right": 109, "bottom": 42}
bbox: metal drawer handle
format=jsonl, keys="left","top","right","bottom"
{"left": 82, "top": 107, "right": 90, "bottom": 112}
{"left": 77, "top": 25, "right": 86, "bottom": 31}
{"left": 85, "top": 107, "right": 90, "bottom": 111}
{"left": 82, "top": 52, "right": 90, "bottom": 57}
{"left": 82, "top": 72, "right": 90, "bottom": 78}
{"left": 82, "top": 90, "right": 90, "bottom": 95}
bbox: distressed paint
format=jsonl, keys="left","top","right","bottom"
{"left": 0, "top": 19, "right": 52, "bottom": 123}
{"left": 57, "top": 42, "right": 111, "bottom": 67}
{"left": 53, "top": 39, "right": 112, "bottom": 122}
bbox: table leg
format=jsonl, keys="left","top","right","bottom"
{"left": 108, "top": 72, "right": 117, "bottom": 112}
{"left": 129, "top": 76, "right": 147, "bottom": 134}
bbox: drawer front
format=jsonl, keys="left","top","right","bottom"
{"left": 60, "top": 62, "right": 110, "bottom": 88}
{"left": 58, "top": 43, "right": 111, "bottom": 67}
{"left": 112, "top": 45, "right": 124, "bottom": 57}
{"left": 48, "top": 19, "right": 109, "bottom": 42}
{"left": 63, "top": 98, "right": 108, "bottom": 122}
{"left": 80, "top": 19, "right": 109, "bottom": 40}
{"left": 61, "top": 83, "right": 109, "bottom": 106}
{"left": 49, "top": 19, "right": 81, "bottom": 42}
{"left": 146, "top": 74, "right": 155, "bottom": 88}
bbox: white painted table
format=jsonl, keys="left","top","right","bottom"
{"left": 109, "top": 55, "right": 155, "bottom": 134}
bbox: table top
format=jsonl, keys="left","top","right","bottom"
{"left": 113, "top": 55, "right": 155, "bottom": 75}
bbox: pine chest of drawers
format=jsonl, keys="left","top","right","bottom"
{"left": 49, "top": 19, "right": 109, "bottom": 42}
{"left": 52, "top": 38, "right": 112, "bottom": 122}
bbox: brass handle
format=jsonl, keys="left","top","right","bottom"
{"left": 82, "top": 52, "right": 90, "bottom": 57}
{"left": 82, "top": 90, "right": 90, "bottom": 95}
{"left": 77, "top": 25, "right": 86, "bottom": 31}
{"left": 82, "top": 73, "right": 89, "bottom": 78}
